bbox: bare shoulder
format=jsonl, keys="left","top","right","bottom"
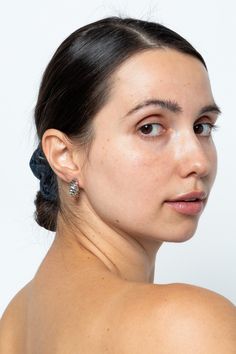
{"left": 0, "top": 282, "right": 31, "bottom": 353}
{"left": 117, "top": 282, "right": 236, "bottom": 354}
{"left": 0, "top": 282, "right": 30, "bottom": 322}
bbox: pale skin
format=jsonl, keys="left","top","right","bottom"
{"left": 1, "top": 48, "right": 235, "bottom": 353}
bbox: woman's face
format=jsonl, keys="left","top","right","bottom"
{"left": 81, "top": 49, "right": 219, "bottom": 243}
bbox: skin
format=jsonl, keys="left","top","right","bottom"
{"left": 41, "top": 48, "right": 219, "bottom": 284}
{"left": 2, "top": 48, "right": 236, "bottom": 354}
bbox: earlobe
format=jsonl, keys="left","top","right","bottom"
{"left": 41, "top": 129, "right": 80, "bottom": 183}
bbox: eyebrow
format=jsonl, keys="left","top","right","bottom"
{"left": 123, "top": 98, "right": 222, "bottom": 118}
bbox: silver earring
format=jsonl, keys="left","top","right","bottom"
{"left": 69, "top": 179, "right": 80, "bottom": 197}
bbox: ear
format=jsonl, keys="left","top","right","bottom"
{"left": 41, "top": 129, "right": 85, "bottom": 187}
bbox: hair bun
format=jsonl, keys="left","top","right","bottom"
{"left": 33, "top": 191, "right": 58, "bottom": 231}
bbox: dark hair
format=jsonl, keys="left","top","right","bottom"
{"left": 32, "top": 15, "right": 207, "bottom": 232}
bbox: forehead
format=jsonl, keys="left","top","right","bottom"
{"left": 108, "top": 48, "right": 213, "bottom": 110}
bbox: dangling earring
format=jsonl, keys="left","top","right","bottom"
{"left": 69, "top": 178, "right": 80, "bottom": 197}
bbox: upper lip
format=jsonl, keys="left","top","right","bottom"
{"left": 166, "top": 191, "right": 207, "bottom": 202}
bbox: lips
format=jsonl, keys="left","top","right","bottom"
{"left": 166, "top": 191, "right": 207, "bottom": 202}
{"left": 165, "top": 191, "right": 207, "bottom": 216}
{"left": 165, "top": 200, "right": 204, "bottom": 215}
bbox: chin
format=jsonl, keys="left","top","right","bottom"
{"left": 167, "top": 223, "right": 199, "bottom": 243}
{"left": 170, "top": 231, "right": 196, "bottom": 243}
{"left": 150, "top": 218, "right": 200, "bottom": 243}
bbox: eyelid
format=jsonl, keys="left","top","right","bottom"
{"left": 137, "top": 113, "right": 220, "bottom": 130}
{"left": 197, "top": 113, "right": 219, "bottom": 122}
{"left": 136, "top": 112, "right": 218, "bottom": 127}
{"left": 137, "top": 115, "right": 164, "bottom": 126}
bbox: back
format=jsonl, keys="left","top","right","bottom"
{"left": 1, "top": 281, "right": 235, "bottom": 353}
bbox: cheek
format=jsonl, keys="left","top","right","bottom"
{"left": 209, "top": 141, "right": 218, "bottom": 184}
{"left": 84, "top": 137, "right": 170, "bottom": 221}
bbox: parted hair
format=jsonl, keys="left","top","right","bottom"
{"left": 32, "top": 15, "right": 207, "bottom": 232}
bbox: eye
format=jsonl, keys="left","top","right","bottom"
{"left": 194, "top": 123, "right": 219, "bottom": 136}
{"left": 138, "top": 123, "right": 164, "bottom": 137}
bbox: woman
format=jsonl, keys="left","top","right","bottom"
{"left": 0, "top": 16, "right": 235, "bottom": 353}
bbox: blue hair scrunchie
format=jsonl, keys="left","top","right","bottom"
{"left": 29, "top": 145, "right": 58, "bottom": 202}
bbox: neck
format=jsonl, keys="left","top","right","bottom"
{"left": 53, "top": 202, "right": 163, "bottom": 284}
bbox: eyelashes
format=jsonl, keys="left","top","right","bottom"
{"left": 138, "top": 122, "right": 220, "bottom": 139}
{"left": 139, "top": 123, "right": 163, "bottom": 137}
{"left": 194, "top": 123, "right": 219, "bottom": 135}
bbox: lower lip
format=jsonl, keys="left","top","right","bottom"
{"left": 165, "top": 200, "right": 204, "bottom": 215}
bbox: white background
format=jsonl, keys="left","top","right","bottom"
{"left": 0, "top": 0, "right": 235, "bottom": 317}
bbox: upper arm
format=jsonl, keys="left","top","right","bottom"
{"left": 120, "top": 284, "right": 236, "bottom": 354}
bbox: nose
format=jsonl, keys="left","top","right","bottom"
{"left": 175, "top": 131, "right": 212, "bottom": 179}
